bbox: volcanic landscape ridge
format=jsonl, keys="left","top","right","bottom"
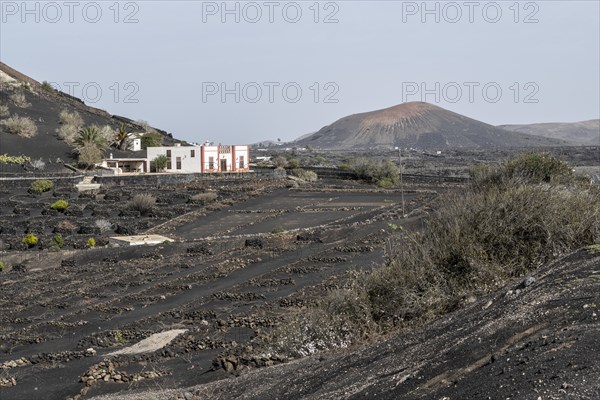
{"left": 295, "top": 101, "right": 568, "bottom": 149}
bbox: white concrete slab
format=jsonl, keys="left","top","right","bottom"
{"left": 109, "top": 235, "right": 174, "bottom": 246}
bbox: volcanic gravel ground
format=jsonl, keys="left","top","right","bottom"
{"left": 0, "top": 179, "right": 435, "bottom": 400}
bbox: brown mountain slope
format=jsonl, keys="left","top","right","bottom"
{"left": 296, "top": 102, "right": 564, "bottom": 149}
{"left": 0, "top": 62, "right": 180, "bottom": 163}
{"left": 499, "top": 120, "right": 600, "bottom": 146}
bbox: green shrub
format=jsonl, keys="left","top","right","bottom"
{"left": 87, "top": 237, "right": 96, "bottom": 247}
{"left": 50, "top": 200, "right": 69, "bottom": 211}
{"left": 114, "top": 330, "right": 125, "bottom": 344}
{"left": 41, "top": 81, "right": 55, "bottom": 92}
{"left": 22, "top": 233, "right": 39, "bottom": 247}
{"left": 350, "top": 159, "right": 399, "bottom": 187}
{"left": 0, "top": 154, "right": 31, "bottom": 165}
{"left": 31, "top": 179, "right": 54, "bottom": 193}
{"left": 140, "top": 131, "right": 163, "bottom": 149}
{"left": 287, "top": 158, "right": 300, "bottom": 169}
{"left": 271, "top": 228, "right": 285, "bottom": 234}
{"left": 52, "top": 234, "right": 65, "bottom": 248}
{"left": 152, "top": 154, "right": 168, "bottom": 171}
{"left": 0, "top": 261, "right": 5, "bottom": 272}
{"left": 471, "top": 153, "right": 572, "bottom": 189}
{"left": 292, "top": 169, "right": 318, "bottom": 182}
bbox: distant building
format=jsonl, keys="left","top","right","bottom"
{"left": 201, "top": 145, "right": 250, "bottom": 173}
{"left": 102, "top": 153, "right": 147, "bottom": 174}
{"left": 102, "top": 144, "right": 250, "bottom": 174}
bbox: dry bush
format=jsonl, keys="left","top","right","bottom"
{"left": 96, "top": 125, "right": 115, "bottom": 145}
{"left": 56, "top": 219, "right": 77, "bottom": 233}
{"left": 56, "top": 124, "right": 80, "bottom": 143}
{"left": 0, "top": 103, "right": 9, "bottom": 117}
{"left": 1, "top": 115, "right": 38, "bottom": 137}
{"left": 30, "top": 158, "right": 46, "bottom": 170}
{"left": 272, "top": 155, "right": 288, "bottom": 168}
{"left": 57, "top": 109, "right": 84, "bottom": 143}
{"left": 95, "top": 219, "right": 113, "bottom": 233}
{"left": 365, "top": 184, "right": 600, "bottom": 327}
{"left": 10, "top": 91, "right": 30, "bottom": 108}
{"left": 59, "top": 109, "right": 84, "bottom": 127}
{"left": 128, "top": 194, "right": 156, "bottom": 215}
{"left": 261, "top": 154, "right": 600, "bottom": 357}
{"left": 260, "top": 288, "right": 378, "bottom": 358}
{"left": 189, "top": 192, "right": 218, "bottom": 204}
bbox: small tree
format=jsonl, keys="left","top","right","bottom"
{"left": 141, "top": 131, "right": 163, "bottom": 149}
{"left": 77, "top": 143, "right": 103, "bottom": 168}
{"left": 152, "top": 155, "right": 168, "bottom": 172}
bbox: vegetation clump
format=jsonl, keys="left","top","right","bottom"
{"left": 30, "top": 179, "right": 54, "bottom": 193}
{"left": 50, "top": 200, "right": 69, "bottom": 211}
{"left": 348, "top": 158, "right": 400, "bottom": 188}
{"left": 141, "top": 131, "right": 163, "bottom": 149}
{"left": 0, "top": 103, "right": 9, "bottom": 117}
{"left": 52, "top": 234, "right": 65, "bottom": 248}
{"left": 262, "top": 154, "right": 600, "bottom": 358}
{"left": 189, "top": 192, "right": 218, "bottom": 204}
{"left": 0, "top": 154, "right": 31, "bottom": 165}
{"left": 87, "top": 237, "right": 96, "bottom": 247}
{"left": 128, "top": 194, "right": 156, "bottom": 215}
{"left": 56, "top": 109, "right": 84, "bottom": 143}
{"left": 152, "top": 155, "right": 168, "bottom": 172}
{"left": 10, "top": 91, "right": 31, "bottom": 108}
{"left": 291, "top": 168, "right": 318, "bottom": 182}
{"left": 22, "top": 233, "right": 39, "bottom": 247}
{"left": 1, "top": 115, "right": 38, "bottom": 137}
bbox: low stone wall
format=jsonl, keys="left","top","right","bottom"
{"left": 95, "top": 170, "right": 278, "bottom": 187}
{"left": 0, "top": 175, "right": 83, "bottom": 190}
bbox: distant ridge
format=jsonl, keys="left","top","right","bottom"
{"left": 295, "top": 102, "right": 565, "bottom": 149}
{"left": 499, "top": 120, "right": 599, "bottom": 146}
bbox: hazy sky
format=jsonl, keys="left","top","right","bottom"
{"left": 1, "top": 1, "right": 599, "bottom": 144}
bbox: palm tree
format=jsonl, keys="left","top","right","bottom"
{"left": 115, "top": 122, "right": 130, "bottom": 150}
{"left": 75, "top": 126, "right": 109, "bottom": 151}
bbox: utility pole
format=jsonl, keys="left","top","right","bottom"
{"left": 399, "top": 147, "right": 405, "bottom": 217}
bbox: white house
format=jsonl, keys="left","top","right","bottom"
{"left": 101, "top": 153, "right": 147, "bottom": 174}
{"left": 147, "top": 144, "right": 202, "bottom": 173}
{"left": 102, "top": 144, "right": 250, "bottom": 174}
